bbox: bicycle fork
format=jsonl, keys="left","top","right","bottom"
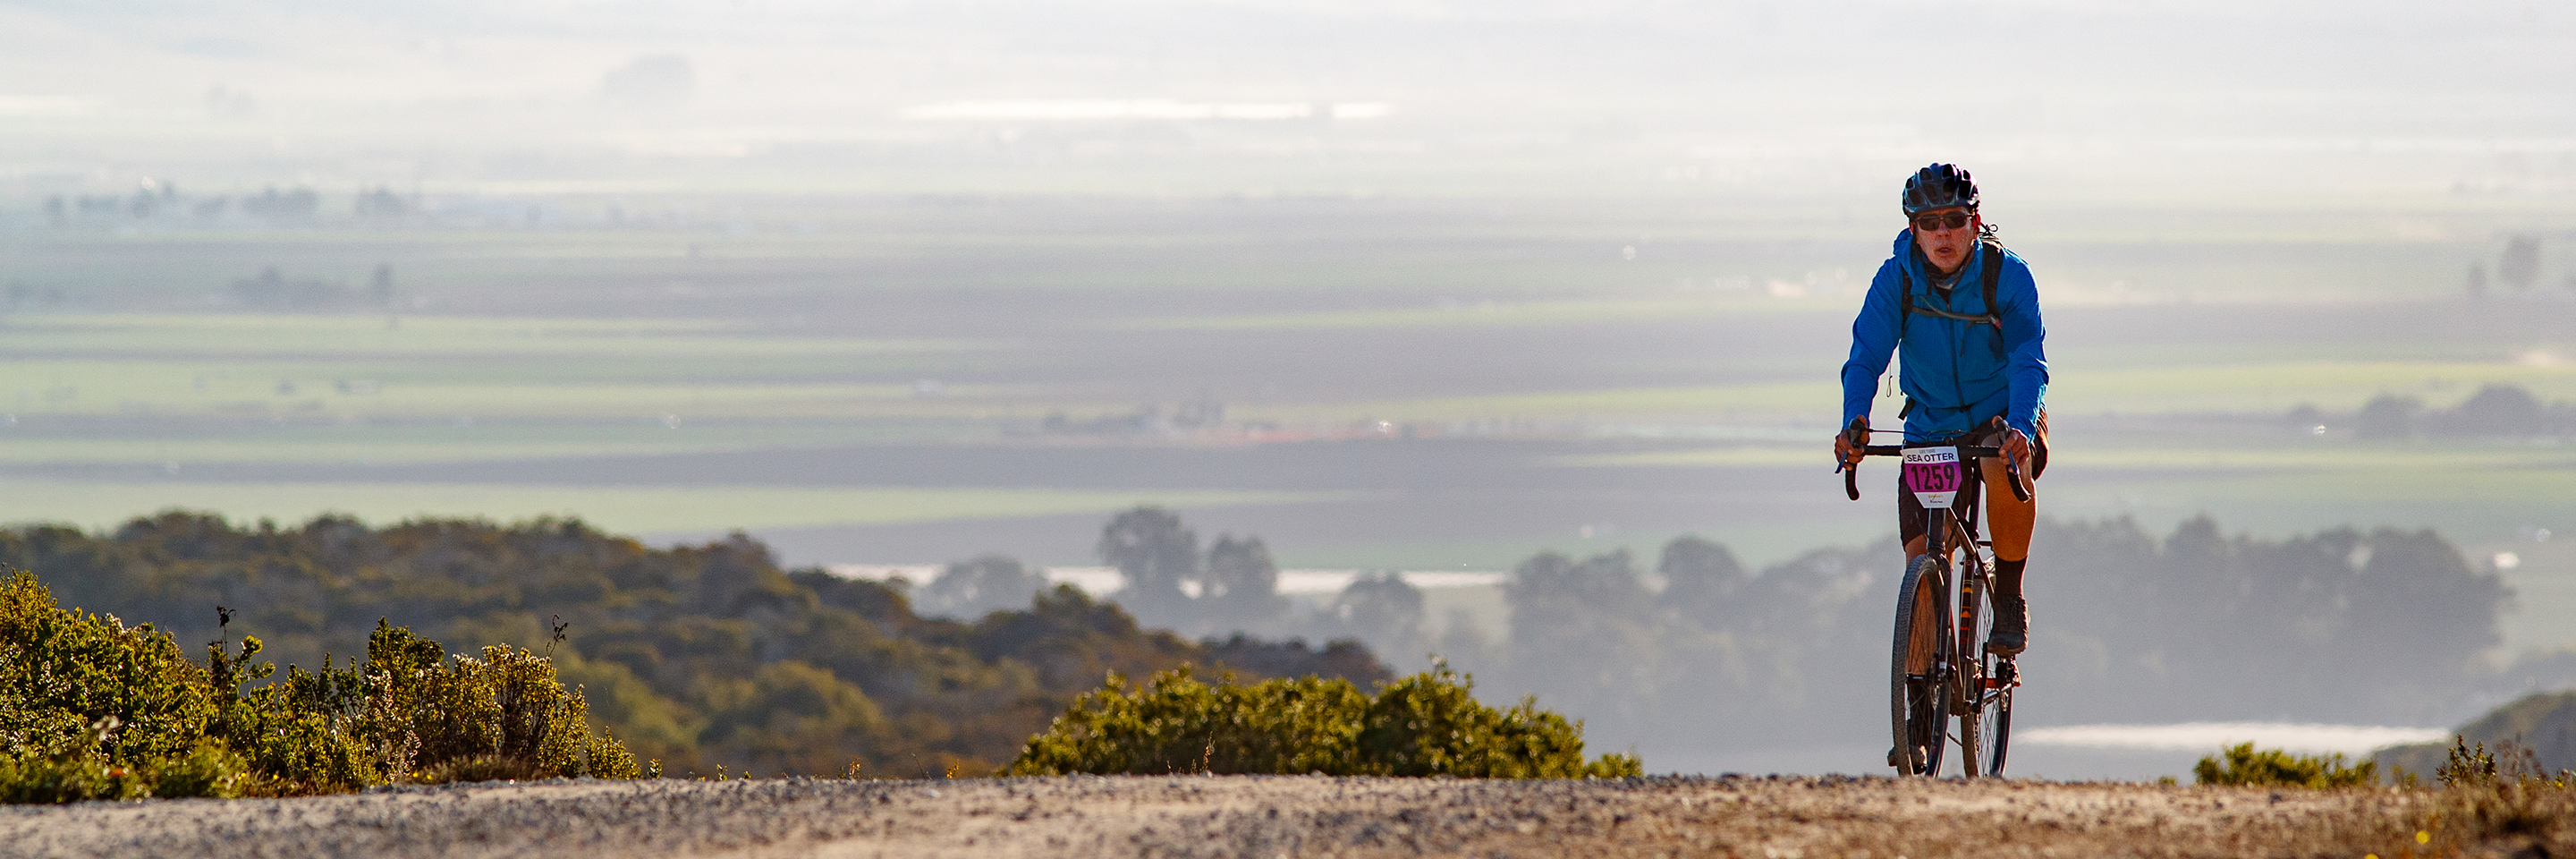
{"left": 1954, "top": 566, "right": 1982, "bottom": 714}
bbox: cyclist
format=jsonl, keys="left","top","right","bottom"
{"left": 1833, "top": 163, "right": 2049, "bottom": 656}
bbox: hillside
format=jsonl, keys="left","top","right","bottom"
{"left": 0, "top": 511, "right": 1386, "bottom": 778}
{"left": 2376, "top": 690, "right": 2576, "bottom": 778}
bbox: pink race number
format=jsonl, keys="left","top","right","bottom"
{"left": 1901, "top": 447, "right": 1964, "bottom": 508}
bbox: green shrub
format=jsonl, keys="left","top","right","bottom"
{"left": 1010, "top": 662, "right": 1641, "bottom": 778}
{"left": 0, "top": 717, "right": 157, "bottom": 803}
{"left": 2438, "top": 736, "right": 2502, "bottom": 787}
{"left": 147, "top": 738, "right": 254, "bottom": 799}
{"left": 0, "top": 715, "right": 251, "bottom": 803}
{"left": 0, "top": 571, "right": 257, "bottom": 800}
{"left": 1010, "top": 668, "right": 1368, "bottom": 776}
{"left": 583, "top": 727, "right": 642, "bottom": 780}
{"left": 361, "top": 621, "right": 640, "bottom": 783}
{"left": 0, "top": 570, "right": 635, "bottom": 802}
{"left": 0, "top": 571, "right": 223, "bottom": 765}
{"left": 2194, "top": 742, "right": 2377, "bottom": 788}
{"left": 201, "top": 634, "right": 376, "bottom": 795}
{"left": 2434, "top": 736, "right": 2571, "bottom": 788}
{"left": 1360, "top": 665, "right": 1641, "bottom": 778}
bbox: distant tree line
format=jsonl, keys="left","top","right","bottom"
{"left": 913, "top": 507, "right": 1448, "bottom": 665}
{"left": 43, "top": 184, "right": 423, "bottom": 229}
{"left": 2466, "top": 234, "right": 2563, "bottom": 297}
{"left": 1475, "top": 516, "right": 2555, "bottom": 756}
{"left": 0, "top": 513, "right": 1386, "bottom": 778}
{"left": 2292, "top": 383, "right": 2576, "bottom": 440}
{"left": 227, "top": 263, "right": 399, "bottom": 310}
{"left": 992, "top": 506, "right": 2557, "bottom": 761}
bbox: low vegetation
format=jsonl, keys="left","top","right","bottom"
{"left": 2188, "top": 727, "right": 2576, "bottom": 855}
{"left": 1009, "top": 663, "right": 1641, "bottom": 778}
{"left": 0, "top": 572, "right": 635, "bottom": 802}
{"left": 2191, "top": 742, "right": 2376, "bottom": 788}
{"left": 2410, "top": 737, "right": 2576, "bottom": 856}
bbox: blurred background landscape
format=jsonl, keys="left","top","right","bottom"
{"left": 3, "top": 0, "right": 2574, "bottom": 779}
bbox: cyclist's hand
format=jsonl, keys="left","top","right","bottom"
{"left": 2000, "top": 427, "right": 2032, "bottom": 474}
{"left": 1835, "top": 419, "right": 1868, "bottom": 468}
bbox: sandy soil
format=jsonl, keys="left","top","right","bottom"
{"left": 0, "top": 774, "right": 2486, "bottom": 859}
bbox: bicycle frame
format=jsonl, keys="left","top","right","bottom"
{"left": 1843, "top": 430, "right": 2026, "bottom": 778}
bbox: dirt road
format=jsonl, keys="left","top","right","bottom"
{"left": 0, "top": 774, "right": 2506, "bottom": 858}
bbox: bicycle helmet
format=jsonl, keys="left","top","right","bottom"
{"left": 1902, "top": 163, "right": 1979, "bottom": 215}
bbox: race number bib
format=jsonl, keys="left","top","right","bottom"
{"left": 1902, "top": 447, "right": 1963, "bottom": 509}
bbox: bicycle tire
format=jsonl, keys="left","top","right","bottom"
{"left": 1955, "top": 544, "right": 1994, "bottom": 778}
{"left": 1982, "top": 682, "right": 2013, "bottom": 777}
{"left": 1889, "top": 554, "right": 1951, "bottom": 777}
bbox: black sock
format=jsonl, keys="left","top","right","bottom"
{"left": 1993, "top": 558, "right": 2026, "bottom": 601}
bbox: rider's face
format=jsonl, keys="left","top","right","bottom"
{"left": 1911, "top": 207, "right": 1979, "bottom": 275}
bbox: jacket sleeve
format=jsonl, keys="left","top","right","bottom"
{"left": 1840, "top": 261, "right": 1903, "bottom": 430}
{"left": 1997, "top": 257, "right": 2049, "bottom": 438}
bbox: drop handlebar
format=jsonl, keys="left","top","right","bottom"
{"left": 1839, "top": 444, "right": 2030, "bottom": 504}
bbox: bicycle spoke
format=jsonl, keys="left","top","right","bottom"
{"left": 1892, "top": 555, "right": 1951, "bottom": 777}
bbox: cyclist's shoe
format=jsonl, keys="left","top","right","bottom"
{"left": 1987, "top": 594, "right": 2029, "bottom": 656}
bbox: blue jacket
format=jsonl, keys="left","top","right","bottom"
{"left": 1839, "top": 230, "right": 2047, "bottom": 443}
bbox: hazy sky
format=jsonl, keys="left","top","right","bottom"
{"left": 3, "top": 1, "right": 2572, "bottom": 200}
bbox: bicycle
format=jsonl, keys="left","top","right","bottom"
{"left": 1839, "top": 418, "right": 2029, "bottom": 778}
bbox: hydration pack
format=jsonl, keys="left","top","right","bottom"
{"left": 1898, "top": 238, "right": 2007, "bottom": 335}
{"left": 1894, "top": 234, "right": 2011, "bottom": 421}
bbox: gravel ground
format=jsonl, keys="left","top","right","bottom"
{"left": 0, "top": 775, "right": 2479, "bottom": 859}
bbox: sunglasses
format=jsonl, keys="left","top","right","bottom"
{"left": 1911, "top": 211, "right": 1974, "bottom": 232}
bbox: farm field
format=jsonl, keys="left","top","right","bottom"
{"left": 4, "top": 196, "right": 2576, "bottom": 663}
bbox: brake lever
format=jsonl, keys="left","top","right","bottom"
{"left": 1986, "top": 416, "right": 2032, "bottom": 502}
{"left": 1839, "top": 417, "right": 1868, "bottom": 500}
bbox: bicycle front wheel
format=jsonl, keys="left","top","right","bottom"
{"left": 1952, "top": 543, "right": 2014, "bottom": 778}
{"left": 1955, "top": 546, "right": 1992, "bottom": 778}
{"left": 1889, "top": 554, "right": 1951, "bottom": 777}
{"left": 1981, "top": 680, "right": 2013, "bottom": 777}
